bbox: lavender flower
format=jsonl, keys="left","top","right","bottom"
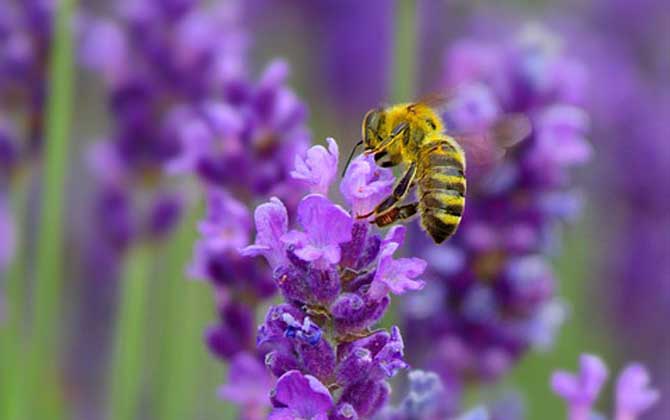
{"left": 404, "top": 24, "right": 590, "bottom": 395}
{"left": 244, "top": 139, "right": 426, "bottom": 418}
{"left": 551, "top": 354, "right": 659, "bottom": 420}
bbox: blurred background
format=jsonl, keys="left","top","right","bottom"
{"left": 0, "top": 0, "right": 667, "bottom": 419}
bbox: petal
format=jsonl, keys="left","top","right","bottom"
{"left": 550, "top": 371, "right": 579, "bottom": 400}
{"left": 383, "top": 225, "right": 406, "bottom": 247}
{"left": 615, "top": 363, "right": 660, "bottom": 416}
{"left": 274, "top": 371, "right": 333, "bottom": 417}
{"left": 290, "top": 138, "right": 339, "bottom": 194}
{"left": 248, "top": 197, "right": 289, "bottom": 267}
{"left": 579, "top": 354, "right": 608, "bottom": 400}
{"left": 281, "top": 230, "right": 309, "bottom": 246}
{"left": 297, "top": 194, "right": 353, "bottom": 246}
{"left": 268, "top": 408, "right": 297, "bottom": 420}
{"left": 294, "top": 245, "right": 324, "bottom": 262}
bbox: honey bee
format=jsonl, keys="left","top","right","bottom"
{"left": 342, "top": 95, "right": 531, "bottom": 244}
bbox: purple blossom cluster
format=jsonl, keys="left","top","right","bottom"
{"left": 238, "top": 138, "right": 428, "bottom": 419}
{"left": 0, "top": 0, "right": 54, "bottom": 172}
{"left": 0, "top": 0, "right": 55, "bottom": 316}
{"left": 403, "top": 24, "right": 591, "bottom": 395}
{"left": 552, "top": 354, "right": 659, "bottom": 420}
{"left": 80, "top": 0, "right": 250, "bottom": 259}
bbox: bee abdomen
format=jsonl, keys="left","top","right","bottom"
{"left": 417, "top": 141, "right": 466, "bottom": 244}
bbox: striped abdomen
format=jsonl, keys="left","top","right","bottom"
{"left": 417, "top": 139, "right": 466, "bottom": 244}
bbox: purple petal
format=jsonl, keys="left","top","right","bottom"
{"left": 340, "top": 154, "right": 394, "bottom": 216}
{"left": 383, "top": 225, "right": 406, "bottom": 247}
{"left": 551, "top": 354, "right": 608, "bottom": 405}
{"left": 290, "top": 137, "right": 339, "bottom": 195}
{"left": 268, "top": 408, "right": 297, "bottom": 420}
{"left": 273, "top": 370, "right": 334, "bottom": 417}
{"left": 615, "top": 363, "right": 659, "bottom": 418}
{"left": 240, "top": 197, "right": 288, "bottom": 268}
{"left": 369, "top": 243, "right": 426, "bottom": 300}
{"left": 297, "top": 194, "right": 353, "bottom": 247}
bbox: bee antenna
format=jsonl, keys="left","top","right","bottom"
{"left": 341, "top": 140, "right": 364, "bottom": 177}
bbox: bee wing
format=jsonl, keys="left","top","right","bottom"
{"left": 415, "top": 91, "right": 457, "bottom": 111}
{"left": 451, "top": 114, "right": 532, "bottom": 167}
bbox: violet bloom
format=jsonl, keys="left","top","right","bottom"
{"left": 404, "top": 24, "right": 590, "bottom": 395}
{"left": 245, "top": 139, "right": 427, "bottom": 418}
{"left": 551, "top": 354, "right": 659, "bottom": 420}
{"left": 218, "top": 353, "right": 273, "bottom": 420}
{"left": 378, "top": 369, "right": 490, "bottom": 420}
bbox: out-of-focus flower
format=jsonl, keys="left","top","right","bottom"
{"left": 404, "top": 24, "right": 591, "bottom": 401}
{"left": 218, "top": 353, "right": 273, "bottom": 420}
{"left": 551, "top": 354, "right": 608, "bottom": 420}
{"left": 551, "top": 354, "right": 659, "bottom": 420}
{"left": 244, "top": 139, "right": 427, "bottom": 418}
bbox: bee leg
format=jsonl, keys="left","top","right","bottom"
{"left": 365, "top": 122, "right": 408, "bottom": 155}
{"left": 357, "top": 162, "right": 417, "bottom": 219}
{"left": 373, "top": 203, "right": 419, "bottom": 227}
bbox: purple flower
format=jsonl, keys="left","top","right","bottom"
{"left": 615, "top": 364, "right": 660, "bottom": 420}
{"left": 529, "top": 105, "right": 591, "bottom": 170}
{"left": 197, "top": 189, "right": 251, "bottom": 252}
{"left": 340, "top": 154, "right": 395, "bottom": 217}
{"left": 281, "top": 194, "right": 352, "bottom": 269}
{"left": 269, "top": 370, "right": 333, "bottom": 420}
{"left": 369, "top": 241, "right": 426, "bottom": 300}
{"left": 404, "top": 23, "right": 590, "bottom": 391}
{"left": 291, "top": 137, "right": 339, "bottom": 195}
{"left": 551, "top": 354, "right": 608, "bottom": 419}
{"left": 551, "top": 355, "right": 659, "bottom": 420}
{"left": 218, "top": 352, "right": 272, "bottom": 419}
{"left": 240, "top": 197, "right": 289, "bottom": 269}
{"left": 243, "top": 138, "right": 420, "bottom": 417}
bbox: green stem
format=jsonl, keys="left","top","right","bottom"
{"left": 154, "top": 203, "right": 210, "bottom": 420}
{"left": 392, "top": 0, "right": 417, "bottom": 102}
{"left": 107, "top": 245, "right": 154, "bottom": 420}
{"left": 0, "top": 177, "right": 30, "bottom": 420}
{"left": 26, "top": 0, "right": 77, "bottom": 417}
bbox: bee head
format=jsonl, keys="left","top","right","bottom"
{"left": 361, "top": 108, "right": 385, "bottom": 150}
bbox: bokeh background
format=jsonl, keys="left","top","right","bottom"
{"left": 0, "top": 0, "right": 667, "bottom": 419}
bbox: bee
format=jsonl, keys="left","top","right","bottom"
{"left": 342, "top": 94, "right": 531, "bottom": 244}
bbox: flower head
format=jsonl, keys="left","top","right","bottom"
{"left": 243, "top": 138, "right": 422, "bottom": 417}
